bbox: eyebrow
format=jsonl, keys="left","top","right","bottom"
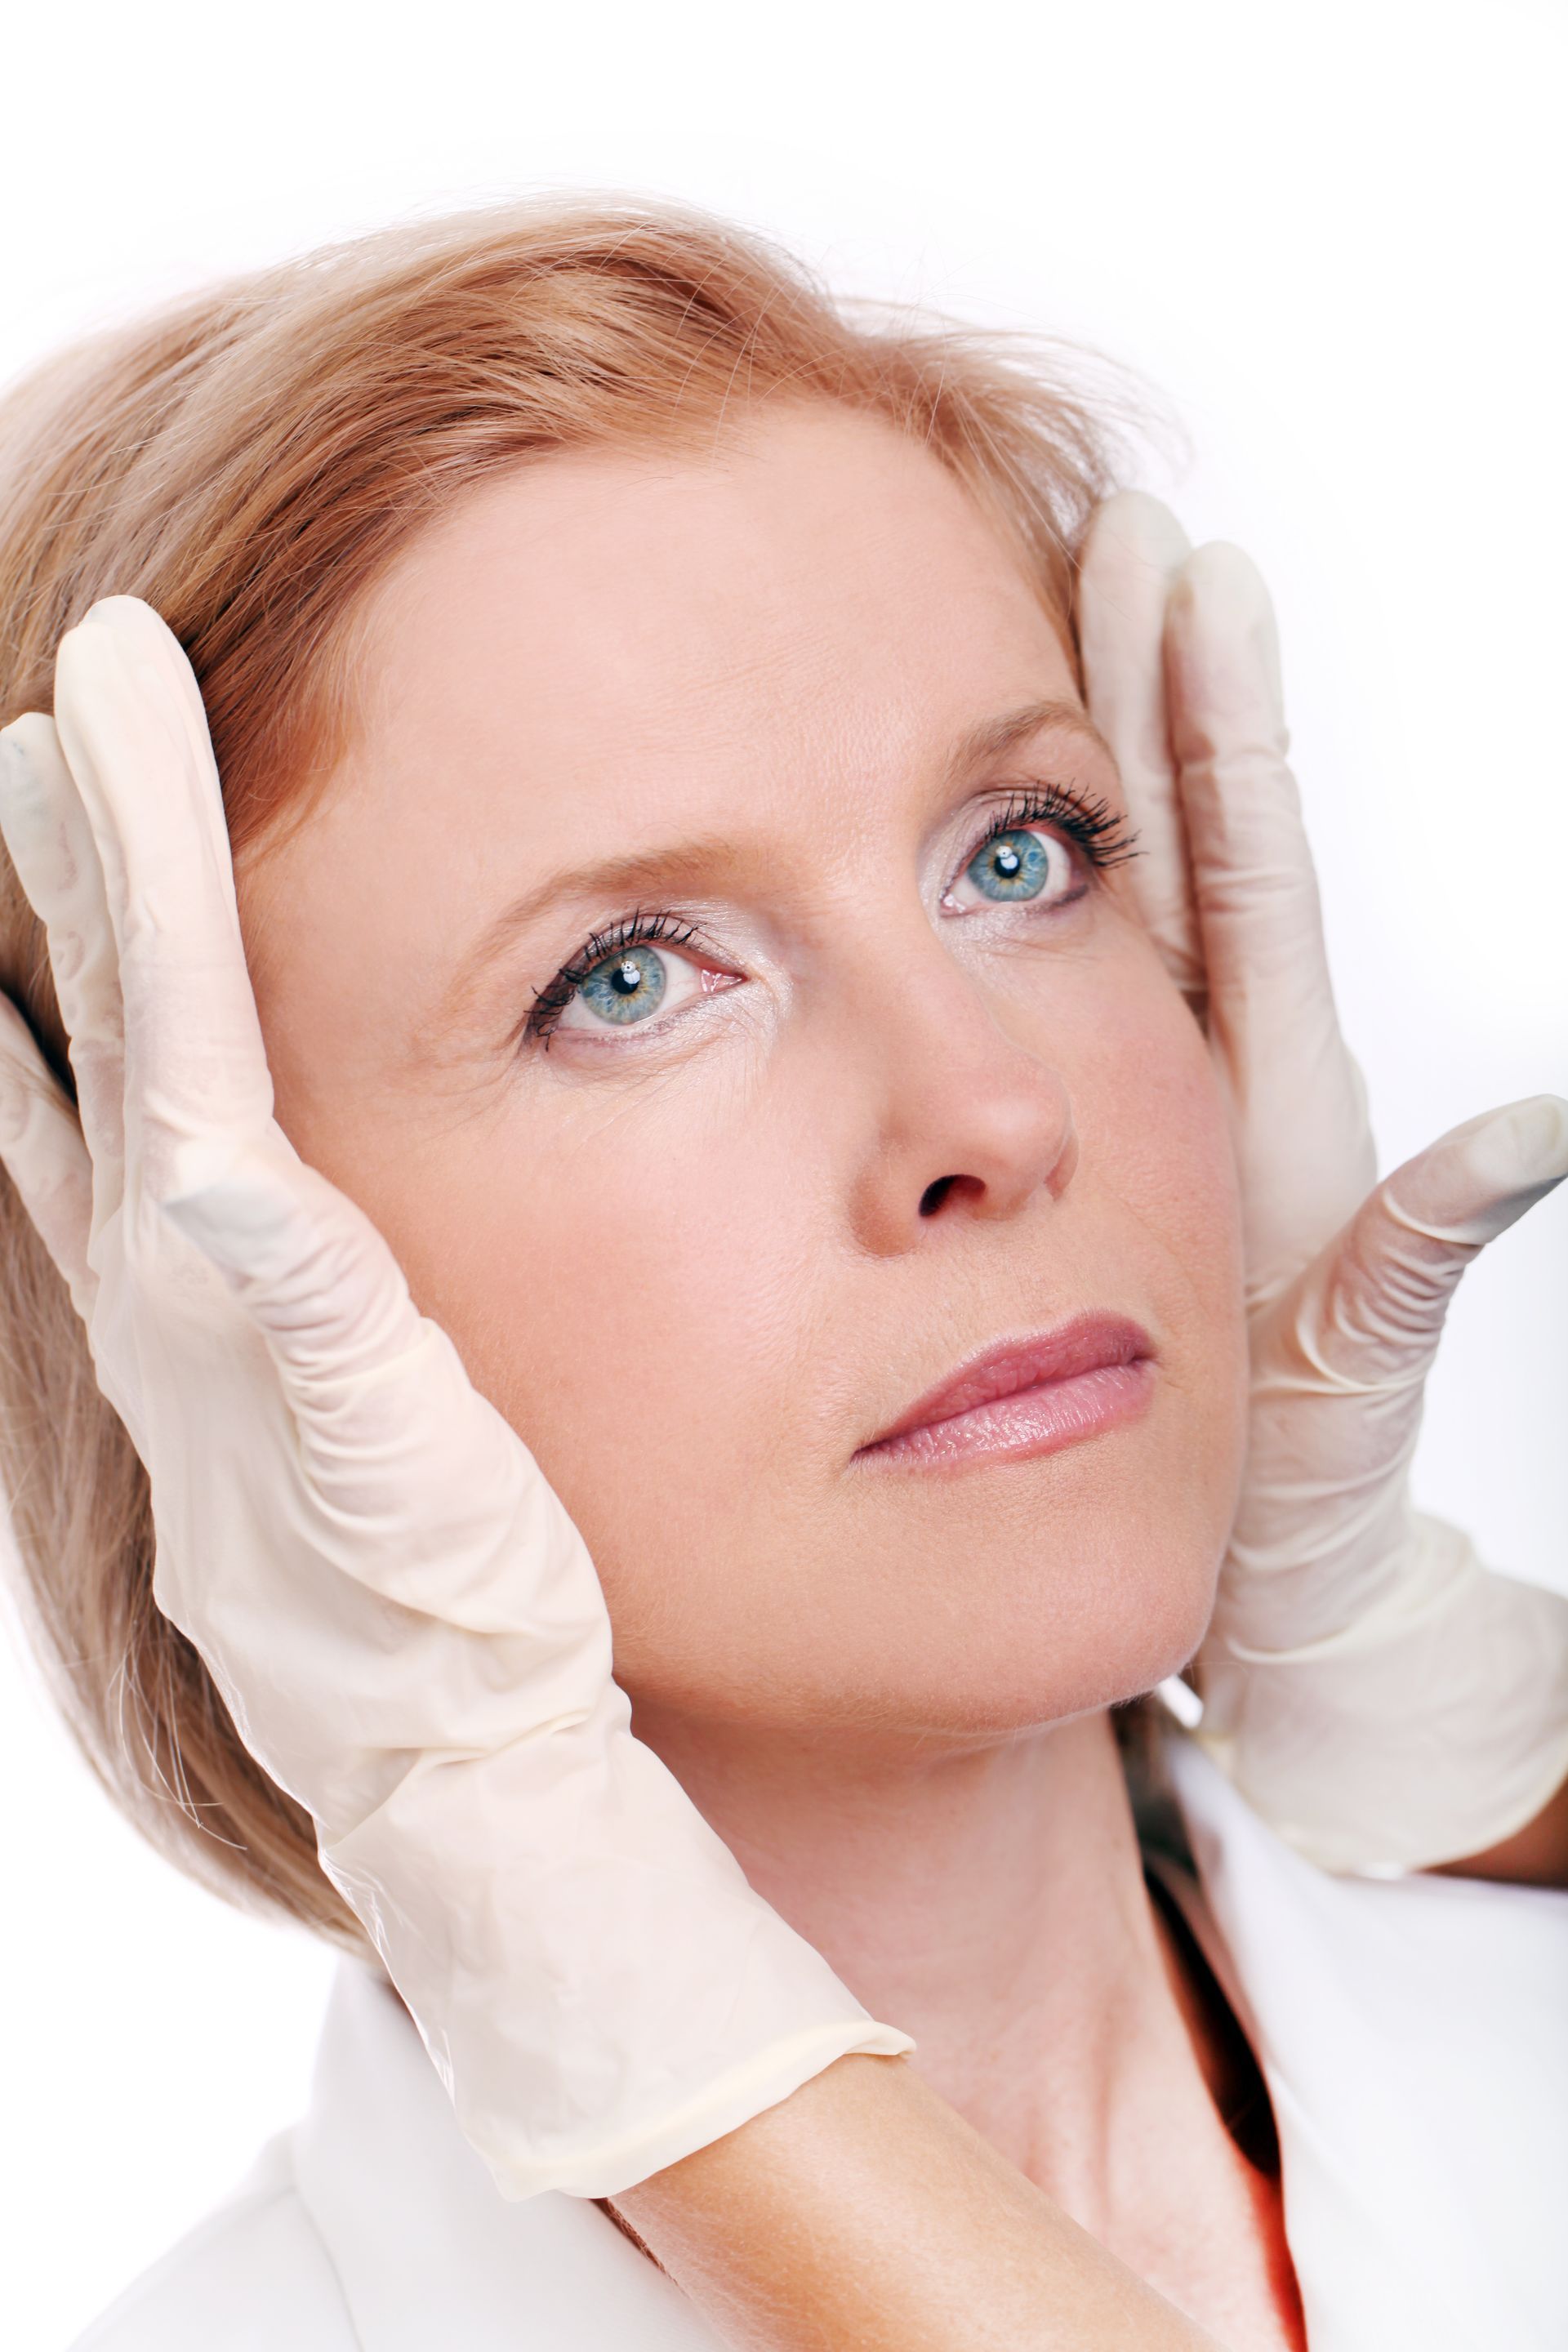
{"left": 434, "top": 695, "right": 1111, "bottom": 1033}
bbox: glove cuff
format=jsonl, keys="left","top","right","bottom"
{"left": 1196, "top": 1518, "right": 1568, "bottom": 1871}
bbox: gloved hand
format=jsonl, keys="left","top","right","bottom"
{"left": 1079, "top": 493, "right": 1568, "bottom": 1871}
{"left": 0, "top": 595, "right": 911, "bottom": 2203}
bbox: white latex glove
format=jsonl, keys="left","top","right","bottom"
{"left": 1080, "top": 492, "right": 1568, "bottom": 1871}
{"left": 0, "top": 595, "right": 911, "bottom": 2203}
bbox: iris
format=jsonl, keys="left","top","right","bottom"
{"left": 579, "top": 942, "right": 668, "bottom": 1025}
{"left": 965, "top": 827, "right": 1052, "bottom": 902}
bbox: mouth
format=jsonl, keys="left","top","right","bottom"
{"left": 853, "top": 1312, "right": 1156, "bottom": 1471}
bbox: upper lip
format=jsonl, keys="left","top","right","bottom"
{"left": 856, "top": 1312, "right": 1155, "bottom": 1454}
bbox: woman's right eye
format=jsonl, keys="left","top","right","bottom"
{"left": 566, "top": 941, "right": 678, "bottom": 1028}
{"left": 542, "top": 933, "right": 742, "bottom": 1045}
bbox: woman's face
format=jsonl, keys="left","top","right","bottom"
{"left": 243, "top": 402, "right": 1247, "bottom": 1742}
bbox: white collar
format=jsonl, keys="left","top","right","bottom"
{"left": 291, "top": 1953, "right": 725, "bottom": 2350}
{"left": 286, "top": 1733, "right": 1568, "bottom": 2352}
{"left": 1160, "top": 1732, "right": 1568, "bottom": 2352}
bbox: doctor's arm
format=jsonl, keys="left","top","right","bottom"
{"left": 1437, "top": 1780, "right": 1568, "bottom": 1886}
{"left": 611, "top": 2053, "right": 1223, "bottom": 2352}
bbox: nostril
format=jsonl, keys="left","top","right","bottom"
{"left": 920, "top": 1175, "right": 958, "bottom": 1217}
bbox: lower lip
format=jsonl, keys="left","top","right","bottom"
{"left": 857, "top": 1356, "right": 1154, "bottom": 1471}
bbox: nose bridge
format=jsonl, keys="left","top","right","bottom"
{"left": 826, "top": 905, "right": 1079, "bottom": 1254}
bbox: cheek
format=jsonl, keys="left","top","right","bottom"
{"left": 1074, "top": 977, "right": 1245, "bottom": 1329}
{"left": 359, "top": 1089, "right": 832, "bottom": 1663}
{"left": 1067, "top": 960, "right": 1250, "bottom": 1568}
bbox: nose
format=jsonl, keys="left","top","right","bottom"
{"left": 838, "top": 926, "right": 1080, "bottom": 1257}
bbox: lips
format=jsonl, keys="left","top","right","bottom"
{"left": 855, "top": 1312, "right": 1155, "bottom": 1459}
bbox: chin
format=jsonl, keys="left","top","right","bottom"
{"left": 910, "top": 1605, "right": 1214, "bottom": 1740}
{"left": 804, "top": 1466, "right": 1228, "bottom": 1738}
{"left": 711, "top": 1534, "right": 1225, "bottom": 1746}
{"left": 833, "top": 1382, "right": 1241, "bottom": 1736}
{"left": 601, "top": 1426, "right": 1236, "bottom": 1740}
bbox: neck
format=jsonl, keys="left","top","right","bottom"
{"left": 630, "top": 1701, "right": 1223, "bottom": 2221}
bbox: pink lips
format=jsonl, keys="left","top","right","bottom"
{"left": 854, "top": 1312, "right": 1156, "bottom": 1470}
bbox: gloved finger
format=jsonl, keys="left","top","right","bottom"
{"left": 0, "top": 712, "right": 127, "bottom": 1238}
{"left": 1294, "top": 1094, "right": 1568, "bottom": 1388}
{"left": 1077, "top": 492, "right": 1202, "bottom": 1000}
{"left": 160, "top": 1138, "right": 592, "bottom": 1642}
{"left": 0, "top": 993, "right": 97, "bottom": 1320}
{"left": 1165, "top": 543, "right": 1376, "bottom": 1301}
{"left": 160, "top": 1137, "right": 428, "bottom": 1391}
{"left": 1217, "top": 1097, "right": 1566, "bottom": 1656}
{"left": 51, "top": 597, "right": 274, "bottom": 1210}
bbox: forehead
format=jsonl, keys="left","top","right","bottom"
{"left": 343, "top": 401, "right": 1080, "bottom": 802}
{"left": 241, "top": 405, "right": 1107, "bottom": 1089}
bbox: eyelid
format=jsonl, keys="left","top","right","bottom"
{"left": 945, "top": 780, "right": 1138, "bottom": 895}
{"left": 554, "top": 937, "right": 712, "bottom": 1040}
{"left": 525, "top": 778, "right": 1136, "bottom": 1054}
{"left": 527, "top": 912, "right": 736, "bottom": 1049}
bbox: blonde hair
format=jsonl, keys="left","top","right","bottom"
{"left": 0, "top": 196, "right": 1130, "bottom": 1950}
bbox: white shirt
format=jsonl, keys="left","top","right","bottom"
{"left": 73, "top": 1736, "right": 1568, "bottom": 2352}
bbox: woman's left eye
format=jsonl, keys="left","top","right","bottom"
{"left": 944, "top": 824, "right": 1081, "bottom": 915}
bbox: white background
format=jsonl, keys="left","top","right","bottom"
{"left": 2, "top": 0, "right": 1565, "bottom": 2340}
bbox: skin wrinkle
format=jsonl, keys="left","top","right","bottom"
{"left": 236, "top": 403, "right": 1308, "bottom": 2342}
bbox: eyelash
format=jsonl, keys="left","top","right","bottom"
{"left": 524, "top": 782, "right": 1141, "bottom": 1049}
{"left": 527, "top": 910, "right": 703, "bottom": 1045}
{"left": 972, "top": 783, "right": 1139, "bottom": 875}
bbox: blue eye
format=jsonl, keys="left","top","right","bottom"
{"left": 964, "top": 827, "right": 1055, "bottom": 902}
{"left": 577, "top": 942, "right": 668, "bottom": 1025}
{"left": 532, "top": 915, "right": 740, "bottom": 1048}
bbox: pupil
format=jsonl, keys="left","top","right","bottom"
{"left": 964, "top": 826, "right": 1049, "bottom": 904}
{"left": 580, "top": 940, "right": 668, "bottom": 1026}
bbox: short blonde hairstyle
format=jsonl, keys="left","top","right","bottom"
{"left": 0, "top": 197, "right": 1129, "bottom": 1949}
